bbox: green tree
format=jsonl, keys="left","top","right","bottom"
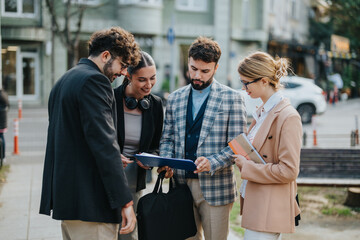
{"left": 309, "top": 18, "right": 333, "bottom": 49}
{"left": 325, "top": 0, "right": 360, "bottom": 55}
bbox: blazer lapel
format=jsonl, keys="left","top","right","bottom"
{"left": 252, "top": 99, "right": 291, "bottom": 152}
{"left": 176, "top": 85, "right": 191, "bottom": 150}
{"left": 198, "top": 80, "right": 222, "bottom": 148}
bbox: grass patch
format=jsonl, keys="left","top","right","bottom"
{"left": 0, "top": 164, "right": 10, "bottom": 199}
{"left": 230, "top": 167, "right": 245, "bottom": 236}
{"left": 325, "top": 193, "right": 347, "bottom": 204}
{"left": 230, "top": 200, "right": 240, "bottom": 222}
{"left": 298, "top": 186, "right": 322, "bottom": 195}
{"left": 321, "top": 206, "right": 352, "bottom": 216}
{"left": 298, "top": 185, "right": 360, "bottom": 219}
{"left": 0, "top": 164, "right": 10, "bottom": 184}
{"left": 231, "top": 225, "right": 245, "bottom": 236}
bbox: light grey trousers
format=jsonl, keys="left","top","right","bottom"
{"left": 186, "top": 179, "right": 233, "bottom": 240}
{"left": 61, "top": 220, "right": 118, "bottom": 240}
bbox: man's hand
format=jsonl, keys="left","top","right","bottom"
{"left": 157, "top": 166, "right": 173, "bottom": 178}
{"left": 121, "top": 154, "right": 134, "bottom": 168}
{"left": 233, "top": 154, "right": 247, "bottom": 171}
{"left": 119, "top": 204, "right": 136, "bottom": 235}
{"left": 194, "top": 156, "right": 211, "bottom": 173}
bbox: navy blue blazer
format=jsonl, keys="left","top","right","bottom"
{"left": 114, "top": 83, "right": 164, "bottom": 192}
{"left": 40, "top": 58, "right": 132, "bottom": 223}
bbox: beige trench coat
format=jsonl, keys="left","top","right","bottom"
{"left": 240, "top": 98, "right": 302, "bottom": 233}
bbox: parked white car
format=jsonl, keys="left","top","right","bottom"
{"left": 239, "top": 76, "right": 327, "bottom": 124}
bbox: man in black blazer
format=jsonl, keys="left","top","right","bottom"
{"left": 40, "top": 27, "right": 141, "bottom": 239}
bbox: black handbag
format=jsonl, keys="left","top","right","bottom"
{"left": 137, "top": 171, "right": 197, "bottom": 240}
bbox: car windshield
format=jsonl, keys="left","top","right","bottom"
{"left": 283, "top": 82, "right": 301, "bottom": 89}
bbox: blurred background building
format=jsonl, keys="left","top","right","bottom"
{"left": 1, "top": 0, "right": 359, "bottom": 106}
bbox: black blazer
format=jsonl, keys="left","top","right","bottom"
{"left": 114, "top": 83, "right": 164, "bottom": 192}
{"left": 40, "top": 59, "right": 132, "bottom": 223}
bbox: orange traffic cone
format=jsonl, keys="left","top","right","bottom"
{"left": 18, "top": 99, "right": 22, "bottom": 119}
{"left": 313, "top": 130, "right": 317, "bottom": 147}
{"left": 13, "top": 118, "right": 20, "bottom": 155}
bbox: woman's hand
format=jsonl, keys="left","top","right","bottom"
{"left": 135, "top": 158, "right": 150, "bottom": 170}
{"left": 233, "top": 154, "right": 247, "bottom": 171}
{"left": 157, "top": 166, "right": 173, "bottom": 178}
{"left": 121, "top": 154, "right": 134, "bottom": 168}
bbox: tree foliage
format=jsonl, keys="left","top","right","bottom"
{"left": 325, "top": 0, "right": 360, "bottom": 54}
{"left": 309, "top": 18, "right": 333, "bottom": 49}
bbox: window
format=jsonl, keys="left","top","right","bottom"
{"left": 2, "top": 46, "right": 40, "bottom": 100}
{"left": 176, "top": 0, "right": 207, "bottom": 12}
{"left": 269, "top": 0, "right": 275, "bottom": 13}
{"left": 119, "top": 0, "right": 162, "bottom": 7}
{"left": 2, "top": 0, "right": 38, "bottom": 17}
{"left": 63, "top": 0, "right": 100, "bottom": 5}
{"left": 242, "top": 0, "right": 249, "bottom": 29}
{"left": 1, "top": 46, "right": 17, "bottom": 95}
{"left": 291, "top": 0, "right": 297, "bottom": 19}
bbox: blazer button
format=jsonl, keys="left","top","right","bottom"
{"left": 268, "top": 136, "right": 273, "bottom": 139}
{"left": 263, "top": 155, "right": 268, "bottom": 158}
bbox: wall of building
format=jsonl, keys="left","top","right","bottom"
{"left": 1, "top": 0, "right": 315, "bottom": 105}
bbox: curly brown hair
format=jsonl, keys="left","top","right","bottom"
{"left": 188, "top": 36, "right": 221, "bottom": 64}
{"left": 88, "top": 27, "right": 141, "bottom": 67}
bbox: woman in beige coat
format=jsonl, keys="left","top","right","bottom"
{"left": 234, "top": 52, "right": 302, "bottom": 240}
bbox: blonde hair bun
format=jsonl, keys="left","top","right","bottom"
{"left": 274, "top": 57, "right": 289, "bottom": 81}
{"left": 238, "top": 51, "right": 291, "bottom": 90}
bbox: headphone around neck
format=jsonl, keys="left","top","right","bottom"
{"left": 123, "top": 85, "right": 151, "bottom": 111}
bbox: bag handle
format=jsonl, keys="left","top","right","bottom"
{"left": 153, "top": 170, "right": 166, "bottom": 194}
{"left": 153, "top": 171, "right": 183, "bottom": 193}
{"left": 169, "top": 174, "right": 181, "bottom": 190}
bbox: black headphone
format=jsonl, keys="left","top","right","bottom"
{"left": 123, "top": 83, "right": 151, "bottom": 111}
{"left": 124, "top": 95, "right": 150, "bottom": 111}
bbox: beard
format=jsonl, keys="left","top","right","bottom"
{"left": 190, "top": 73, "right": 214, "bottom": 90}
{"left": 103, "top": 58, "right": 115, "bottom": 82}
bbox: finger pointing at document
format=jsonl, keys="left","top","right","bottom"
{"left": 194, "top": 156, "right": 211, "bottom": 173}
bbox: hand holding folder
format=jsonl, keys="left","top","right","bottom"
{"left": 228, "top": 133, "right": 266, "bottom": 164}
{"left": 135, "top": 153, "right": 197, "bottom": 171}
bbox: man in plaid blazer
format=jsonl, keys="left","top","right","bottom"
{"left": 159, "top": 37, "right": 247, "bottom": 240}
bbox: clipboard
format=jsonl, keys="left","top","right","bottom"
{"left": 228, "top": 133, "right": 266, "bottom": 164}
{"left": 134, "top": 153, "right": 197, "bottom": 171}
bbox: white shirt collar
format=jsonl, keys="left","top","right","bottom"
{"left": 262, "top": 91, "right": 284, "bottom": 113}
{"left": 253, "top": 91, "right": 284, "bottom": 120}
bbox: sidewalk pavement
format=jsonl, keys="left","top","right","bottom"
{"left": 0, "top": 107, "right": 241, "bottom": 240}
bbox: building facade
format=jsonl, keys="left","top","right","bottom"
{"left": 1, "top": 0, "right": 313, "bottom": 105}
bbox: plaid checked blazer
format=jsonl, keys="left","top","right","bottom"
{"left": 160, "top": 80, "right": 247, "bottom": 206}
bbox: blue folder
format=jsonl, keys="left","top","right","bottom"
{"left": 134, "top": 153, "right": 197, "bottom": 171}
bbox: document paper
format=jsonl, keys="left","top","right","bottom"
{"left": 134, "top": 153, "right": 197, "bottom": 171}
{"left": 228, "top": 133, "right": 266, "bottom": 164}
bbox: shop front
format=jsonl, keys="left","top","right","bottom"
{"left": 1, "top": 44, "right": 40, "bottom": 103}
